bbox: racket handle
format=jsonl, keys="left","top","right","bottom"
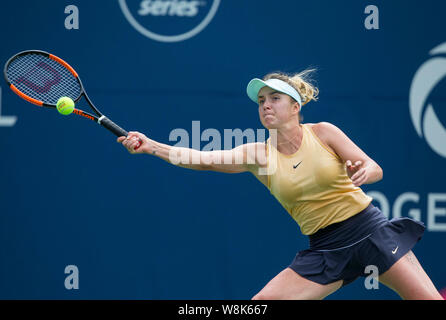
{"left": 98, "top": 116, "right": 128, "bottom": 137}
{"left": 98, "top": 116, "right": 142, "bottom": 149}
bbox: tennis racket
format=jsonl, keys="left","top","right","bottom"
{"left": 3, "top": 49, "right": 140, "bottom": 147}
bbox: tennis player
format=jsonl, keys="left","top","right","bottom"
{"left": 118, "top": 70, "right": 443, "bottom": 300}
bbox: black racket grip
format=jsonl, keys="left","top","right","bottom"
{"left": 98, "top": 116, "right": 128, "bottom": 137}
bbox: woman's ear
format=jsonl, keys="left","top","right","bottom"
{"left": 293, "top": 102, "right": 301, "bottom": 114}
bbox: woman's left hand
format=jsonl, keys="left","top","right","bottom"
{"left": 346, "top": 160, "right": 368, "bottom": 187}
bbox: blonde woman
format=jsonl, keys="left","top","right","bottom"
{"left": 118, "top": 70, "right": 443, "bottom": 300}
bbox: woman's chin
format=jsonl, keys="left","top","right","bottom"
{"left": 262, "top": 123, "right": 278, "bottom": 130}
{"left": 260, "top": 116, "right": 272, "bottom": 126}
{"left": 263, "top": 118, "right": 278, "bottom": 129}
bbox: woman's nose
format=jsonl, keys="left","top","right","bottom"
{"left": 263, "top": 100, "right": 272, "bottom": 109}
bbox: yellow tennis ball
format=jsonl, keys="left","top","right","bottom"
{"left": 56, "top": 97, "right": 75, "bottom": 115}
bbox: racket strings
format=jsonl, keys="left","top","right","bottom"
{"left": 6, "top": 53, "right": 81, "bottom": 105}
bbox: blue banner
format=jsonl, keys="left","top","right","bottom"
{"left": 0, "top": 0, "right": 445, "bottom": 300}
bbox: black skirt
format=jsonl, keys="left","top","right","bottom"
{"left": 288, "top": 203, "right": 426, "bottom": 286}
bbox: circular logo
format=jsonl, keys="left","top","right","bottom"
{"left": 119, "top": 0, "right": 220, "bottom": 43}
{"left": 409, "top": 42, "right": 446, "bottom": 158}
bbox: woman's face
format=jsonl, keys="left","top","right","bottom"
{"left": 257, "top": 86, "right": 299, "bottom": 129}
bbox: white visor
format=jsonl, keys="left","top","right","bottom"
{"left": 246, "top": 78, "right": 303, "bottom": 106}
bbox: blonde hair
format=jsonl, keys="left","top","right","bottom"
{"left": 263, "top": 69, "right": 319, "bottom": 106}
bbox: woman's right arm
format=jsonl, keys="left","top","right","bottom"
{"left": 118, "top": 131, "right": 264, "bottom": 174}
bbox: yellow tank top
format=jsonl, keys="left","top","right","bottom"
{"left": 266, "top": 123, "right": 372, "bottom": 235}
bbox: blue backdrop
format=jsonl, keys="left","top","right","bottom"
{"left": 1, "top": 0, "right": 445, "bottom": 299}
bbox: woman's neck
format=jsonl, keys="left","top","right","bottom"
{"left": 271, "top": 123, "right": 303, "bottom": 155}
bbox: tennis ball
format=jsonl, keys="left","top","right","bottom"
{"left": 56, "top": 97, "right": 75, "bottom": 115}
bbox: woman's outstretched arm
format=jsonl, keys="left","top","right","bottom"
{"left": 117, "top": 131, "right": 263, "bottom": 174}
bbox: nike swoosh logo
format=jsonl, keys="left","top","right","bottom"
{"left": 392, "top": 246, "right": 399, "bottom": 254}
{"left": 293, "top": 161, "right": 302, "bottom": 169}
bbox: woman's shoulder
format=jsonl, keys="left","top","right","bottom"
{"left": 242, "top": 141, "right": 268, "bottom": 159}
{"left": 304, "top": 121, "right": 335, "bottom": 137}
{"left": 303, "top": 122, "right": 340, "bottom": 149}
{"left": 304, "top": 121, "right": 335, "bottom": 130}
